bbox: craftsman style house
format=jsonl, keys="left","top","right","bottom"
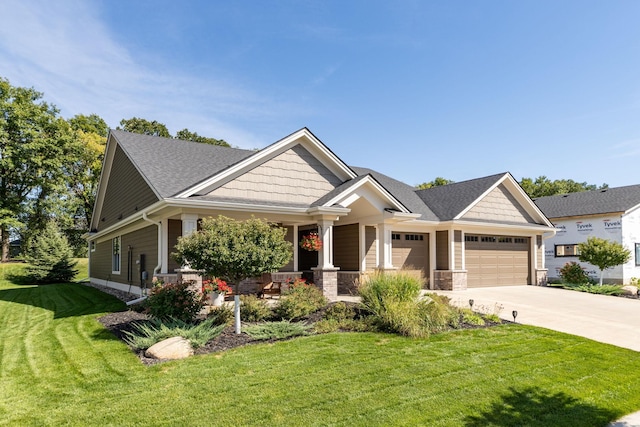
{"left": 88, "top": 128, "right": 554, "bottom": 299}
{"left": 534, "top": 185, "right": 640, "bottom": 284}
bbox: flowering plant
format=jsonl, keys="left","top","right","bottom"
{"left": 202, "top": 278, "right": 231, "bottom": 294}
{"left": 300, "top": 232, "right": 322, "bottom": 251}
{"left": 287, "top": 277, "right": 308, "bottom": 288}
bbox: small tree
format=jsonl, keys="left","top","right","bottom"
{"left": 578, "top": 237, "right": 631, "bottom": 285}
{"left": 173, "top": 216, "right": 293, "bottom": 332}
{"left": 24, "top": 220, "right": 78, "bottom": 283}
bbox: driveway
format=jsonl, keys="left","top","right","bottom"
{"left": 430, "top": 285, "right": 640, "bottom": 352}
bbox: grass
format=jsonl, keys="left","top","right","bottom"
{"left": 2, "top": 263, "right": 640, "bottom": 426}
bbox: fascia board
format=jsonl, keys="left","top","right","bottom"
{"left": 90, "top": 132, "right": 117, "bottom": 231}
{"left": 502, "top": 174, "right": 554, "bottom": 227}
{"left": 624, "top": 202, "right": 640, "bottom": 216}
{"left": 447, "top": 219, "right": 554, "bottom": 232}
{"left": 165, "top": 197, "right": 315, "bottom": 216}
{"left": 454, "top": 174, "right": 506, "bottom": 220}
{"left": 324, "top": 176, "right": 410, "bottom": 213}
{"left": 175, "top": 128, "right": 357, "bottom": 198}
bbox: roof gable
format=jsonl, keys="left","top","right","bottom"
{"left": 178, "top": 128, "right": 357, "bottom": 198}
{"left": 204, "top": 144, "right": 344, "bottom": 206}
{"left": 462, "top": 183, "right": 534, "bottom": 224}
{"left": 534, "top": 184, "right": 640, "bottom": 218}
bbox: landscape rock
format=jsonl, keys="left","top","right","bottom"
{"left": 145, "top": 336, "right": 193, "bottom": 360}
{"left": 622, "top": 285, "right": 638, "bottom": 296}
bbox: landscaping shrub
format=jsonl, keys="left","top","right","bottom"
{"left": 358, "top": 271, "right": 429, "bottom": 337}
{"left": 419, "top": 294, "right": 461, "bottom": 332}
{"left": 240, "top": 294, "right": 272, "bottom": 322}
{"left": 243, "top": 321, "right": 310, "bottom": 340}
{"left": 323, "top": 301, "right": 356, "bottom": 322}
{"left": 562, "top": 283, "right": 624, "bottom": 295}
{"left": 559, "top": 262, "right": 590, "bottom": 284}
{"left": 207, "top": 305, "right": 234, "bottom": 325}
{"left": 460, "top": 308, "right": 486, "bottom": 326}
{"left": 123, "top": 317, "right": 225, "bottom": 350}
{"left": 23, "top": 220, "right": 77, "bottom": 283}
{"left": 313, "top": 318, "right": 375, "bottom": 334}
{"left": 274, "top": 282, "right": 328, "bottom": 320}
{"left": 145, "top": 281, "right": 205, "bottom": 322}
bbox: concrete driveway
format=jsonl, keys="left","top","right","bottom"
{"left": 431, "top": 285, "right": 640, "bottom": 352}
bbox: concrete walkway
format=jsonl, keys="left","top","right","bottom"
{"left": 430, "top": 285, "right": 640, "bottom": 427}
{"left": 431, "top": 285, "right": 640, "bottom": 352}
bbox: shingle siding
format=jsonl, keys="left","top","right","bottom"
{"left": 463, "top": 184, "right": 534, "bottom": 223}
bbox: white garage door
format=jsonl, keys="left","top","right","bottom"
{"left": 465, "top": 235, "right": 530, "bottom": 287}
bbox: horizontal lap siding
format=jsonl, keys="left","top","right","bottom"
{"left": 365, "top": 226, "right": 376, "bottom": 270}
{"left": 167, "top": 219, "right": 182, "bottom": 273}
{"left": 281, "top": 226, "right": 295, "bottom": 271}
{"left": 334, "top": 224, "right": 359, "bottom": 271}
{"left": 436, "top": 231, "right": 449, "bottom": 270}
{"left": 98, "top": 146, "right": 158, "bottom": 231}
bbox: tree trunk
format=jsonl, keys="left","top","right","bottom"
{"left": 599, "top": 270, "right": 604, "bottom": 286}
{"left": 1, "top": 225, "right": 9, "bottom": 262}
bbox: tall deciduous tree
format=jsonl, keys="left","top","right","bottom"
{"left": 519, "top": 176, "right": 608, "bottom": 198}
{"left": 175, "top": 128, "right": 230, "bottom": 147}
{"left": 118, "top": 117, "right": 171, "bottom": 137}
{"left": 416, "top": 177, "right": 454, "bottom": 189}
{"left": 0, "top": 78, "right": 79, "bottom": 262}
{"left": 173, "top": 215, "right": 292, "bottom": 333}
{"left": 578, "top": 237, "right": 631, "bottom": 285}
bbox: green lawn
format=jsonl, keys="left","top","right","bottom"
{"left": 1, "top": 263, "right": 640, "bottom": 426}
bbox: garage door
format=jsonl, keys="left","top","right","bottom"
{"left": 465, "top": 235, "right": 530, "bottom": 287}
{"left": 392, "top": 233, "right": 429, "bottom": 272}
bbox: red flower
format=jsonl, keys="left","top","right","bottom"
{"left": 300, "top": 232, "right": 322, "bottom": 251}
{"left": 202, "top": 278, "right": 231, "bottom": 294}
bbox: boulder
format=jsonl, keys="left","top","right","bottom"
{"left": 621, "top": 285, "right": 638, "bottom": 296}
{"left": 145, "top": 336, "right": 193, "bottom": 360}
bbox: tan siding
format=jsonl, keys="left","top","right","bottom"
{"left": 207, "top": 145, "right": 343, "bottom": 204}
{"left": 462, "top": 184, "right": 534, "bottom": 223}
{"left": 90, "top": 240, "right": 112, "bottom": 280}
{"left": 98, "top": 146, "right": 158, "bottom": 231}
{"left": 365, "top": 226, "right": 376, "bottom": 270}
{"left": 167, "top": 219, "right": 182, "bottom": 273}
{"left": 454, "top": 230, "right": 462, "bottom": 269}
{"left": 334, "top": 224, "right": 359, "bottom": 271}
{"left": 436, "top": 231, "right": 449, "bottom": 270}
{"left": 280, "top": 226, "right": 295, "bottom": 271}
{"left": 536, "top": 235, "right": 543, "bottom": 269}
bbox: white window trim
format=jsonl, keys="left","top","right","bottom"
{"left": 112, "top": 236, "right": 121, "bottom": 274}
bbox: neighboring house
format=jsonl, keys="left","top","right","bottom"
{"left": 534, "top": 185, "right": 640, "bottom": 284}
{"left": 87, "top": 128, "right": 554, "bottom": 299}
{"left": 9, "top": 239, "right": 21, "bottom": 258}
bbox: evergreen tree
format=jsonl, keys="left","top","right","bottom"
{"left": 24, "top": 221, "right": 78, "bottom": 283}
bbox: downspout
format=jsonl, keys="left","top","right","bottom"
{"left": 128, "top": 212, "right": 162, "bottom": 306}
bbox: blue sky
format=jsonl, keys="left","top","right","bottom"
{"left": 1, "top": 1, "right": 639, "bottom": 188}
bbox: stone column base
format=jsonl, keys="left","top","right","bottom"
{"left": 312, "top": 267, "right": 339, "bottom": 301}
{"left": 434, "top": 270, "right": 467, "bottom": 291}
{"left": 535, "top": 269, "right": 548, "bottom": 286}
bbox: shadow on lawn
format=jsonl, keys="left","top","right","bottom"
{"left": 465, "top": 386, "right": 616, "bottom": 427}
{"left": 0, "top": 282, "right": 126, "bottom": 319}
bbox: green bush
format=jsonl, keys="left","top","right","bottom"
{"left": 274, "top": 283, "right": 328, "bottom": 320}
{"left": 419, "top": 294, "right": 461, "bottom": 332}
{"left": 243, "top": 321, "right": 310, "bottom": 340}
{"left": 313, "top": 317, "right": 376, "bottom": 334}
{"left": 562, "top": 283, "right": 624, "bottom": 295}
{"left": 358, "top": 271, "right": 429, "bottom": 337}
{"left": 207, "top": 305, "right": 234, "bottom": 325}
{"left": 240, "top": 294, "right": 272, "bottom": 322}
{"left": 323, "top": 301, "right": 356, "bottom": 322}
{"left": 145, "top": 281, "right": 205, "bottom": 322}
{"left": 123, "top": 317, "right": 225, "bottom": 350}
{"left": 23, "top": 220, "right": 78, "bottom": 283}
{"left": 559, "top": 262, "right": 590, "bottom": 284}
{"left": 460, "top": 308, "right": 486, "bottom": 326}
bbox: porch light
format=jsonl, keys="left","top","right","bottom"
{"left": 469, "top": 299, "right": 474, "bottom": 309}
{"left": 512, "top": 310, "right": 518, "bottom": 322}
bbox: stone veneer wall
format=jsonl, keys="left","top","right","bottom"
{"left": 535, "top": 269, "right": 548, "bottom": 286}
{"left": 433, "top": 270, "right": 467, "bottom": 291}
{"left": 313, "top": 268, "right": 338, "bottom": 301}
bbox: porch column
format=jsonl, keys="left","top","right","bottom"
{"left": 293, "top": 224, "right": 299, "bottom": 271}
{"left": 160, "top": 220, "right": 169, "bottom": 274}
{"left": 377, "top": 222, "right": 394, "bottom": 270}
{"left": 360, "top": 224, "right": 367, "bottom": 271}
{"left": 317, "top": 219, "right": 334, "bottom": 269}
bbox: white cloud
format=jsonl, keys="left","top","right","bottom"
{"left": 0, "top": 0, "right": 290, "bottom": 149}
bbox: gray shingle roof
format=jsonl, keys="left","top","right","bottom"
{"left": 111, "top": 130, "right": 255, "bottom": 198}
{"left": 415, "top": 173, "right": 507, "bottom": 220}
{"left": 533, "top": 184, "right": 640, "bottom": 218}
{"left": 350, "top": 167, "right": 439, "bottom": 221}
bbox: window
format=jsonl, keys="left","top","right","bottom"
{"left": 465, "top": 235, "right": 478, "bottom": 242}
{"left": 498, "top": 237, "right": 513, "bottom": 243}
{"left": 636, "top": 243, "right": 640, "bottom": 266}
{"left": 392, "top": 233, "right": 401, "bottom": 240}
{"left": 90, "top": 241, "right": 96, "bottom": 252}
{"left": 555, "top": 244, "right": 579, "bottom": 257}
{"left": 405, "top": 234, "right": 424, "bottom": 241}
{"left": 481, "top": 236, "right": 496, "bottom": 243}
{"left": 514, "top": 238, "right": 527, "bottom": 244}
{"left": 112, "top": 236, "right": 121, "bottom": 273}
